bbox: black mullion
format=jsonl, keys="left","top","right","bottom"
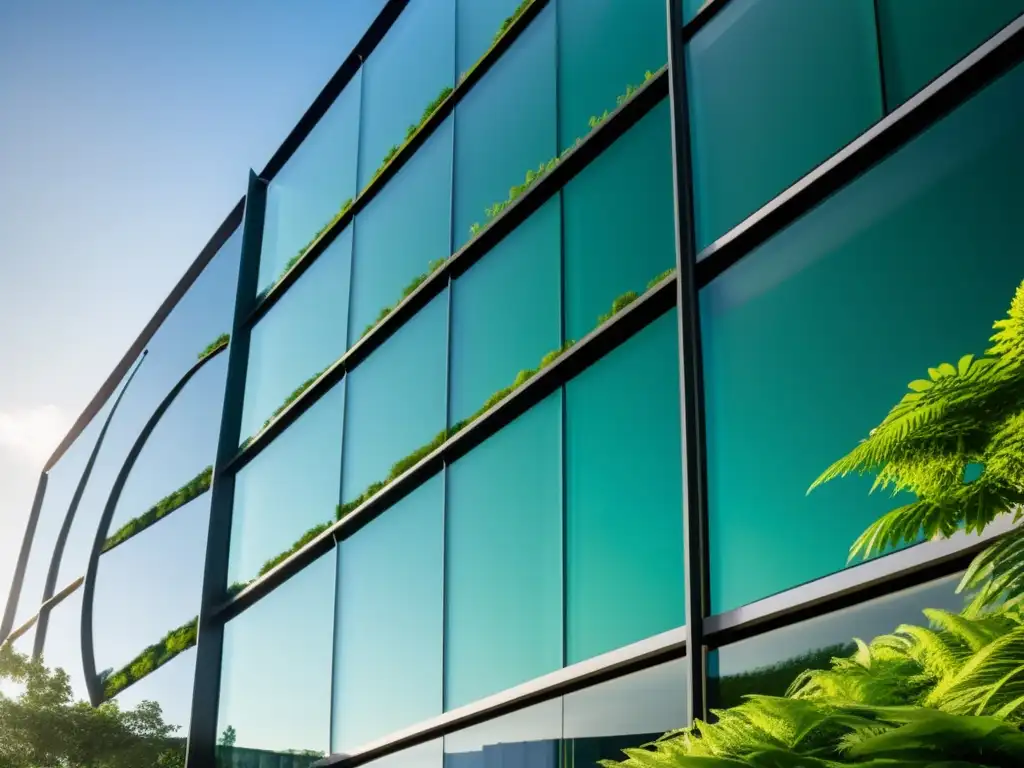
{"left": 0, "top": 472, "right": 47, "bottom": 645}
{"left": 185, "top": 170, "right": 266, "bottom": 768}
{"left": 665, "top": 0, "right": 710, "bottom": 726}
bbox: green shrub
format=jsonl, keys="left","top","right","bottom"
{"left": 459, "top": 0, "right": 537, "bottom": 85}
{"left": 197, "top": 333, "right": 230, "bottom": 361}
{"left": 102, "top": 618, "right": 200, "bottom": 700}
{"left": 257, "top": 522, "right": 332, "bottom": 577}
{"left": 102, "top": 466, "right": 214, "bottom": 552}
{"left": 366, "top": 85, "right": 454, "bottom": 189}
{"left": 359, "top": 256, "right": 450, "bottom": 341}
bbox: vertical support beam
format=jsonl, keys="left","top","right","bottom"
{"left": 186, "top": 170, "right": 266, "bottom": 768}
{"left": 665, "top": 0, "right": 711, "bottom": 725}
{"left": 0, "top": 472, "right": 48, "bottom": 644}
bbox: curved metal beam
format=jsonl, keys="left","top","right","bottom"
{"left": 24, "top": 352, "right": 147, "bottom": 659}
{"left": 0, "top": 472, "right": 47, "bottom": 644}
{"left": 80, "top": 342, "right": 228, "bottom": 707}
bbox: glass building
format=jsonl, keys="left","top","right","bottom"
{"left": 3, "top": 1, "right": 1023, "bottom": 766}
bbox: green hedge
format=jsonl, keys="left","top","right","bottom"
{"left": 101, "top": 466, "right": 214, "bottom": 553}
{"left": 102, "top": 618, "right": 198, "bottom": 700}
{"left": 197, "top": 333, "right": 230, "bottom": 361}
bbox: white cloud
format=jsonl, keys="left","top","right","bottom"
{"left": 0, "top": 404, "right": 68, "bottom": 465}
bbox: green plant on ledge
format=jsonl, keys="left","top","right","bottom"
{"left": 102, "top": 466, "right": 213, "bottom": 553}
{"left": 102, "top": 618, "right": 198, "bottom": 700}
{"left": 359, "top": 256, "right": 451, "bottom": 341}
{"left": 468, "top": 68, "right": 660, "bottom": 240}
{"left": 240, "top": 366, "right": 332, "bottom": 448}
{"left": 255, "top": 198, "right": 355, "bottom": 305}
{"left": 602, "top": 278, "right": 1024, "bottom": 766}
{"left": 197, "top": 333, "right": 230, "bottom": 361}
{"left": 459, "top": 0, "right": 537, "bottom": 85}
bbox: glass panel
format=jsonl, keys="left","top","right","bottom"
{"left": 686, "top": 0, "right": 882, "bottom": 249}
{"left": 453, "top": 3, "right": 556, "bottom": 250}
{"left": 563, "top": 100, "right": 675, "bottom": 342}
{"left": 701, "top": 60, "right": 1024, "bottom": 614}
{"left": 332, "top": 475, "right": 444, "bottom": 752}
{"left": 445, "top": 393, "right": 562, "bottom": 709}
{"left": 368, "top": 740, "right": 442, "bottom": 768}
{"left": 682, "top": 0, "right": 706, "bottom": 23}
{"left": 349, "top": 117, "right": 453, "bottom": 346}
{"left": 449, "top": 196, "right": 561, "bottom": 427}
{"left": 444, "top": 698, "right": 562, "bottom": 768}
{"left": 229, "top": 381, "right": 344, "bottom": 588}
{"left": 456, "top": 0, "right": 523, "bottom": 76}
{"left": 878, "top": 0, "right": 1024, "bottom": 108}
{"left": 217, "top": 553, "right": 335, "bottom": 766}
{"left": 258, "top": 75, "right": 360, "bottom": 295}
{"left": 113, "top": 646, "right": 196, "bottom": 765}
{"left": 341, "top": 292, "right": 447, "bottom": 506}
{"left": 563, "top": 659, "right": 687, "bottom": 767}
{"left": 92, "top": 495, "right": 207, "bottom": 678}
{"left": 358, "top": 0, "right": 456, "bottom": 191}
{"left": 557, "top": 0, "right": 667, "bottom": 151}
{"left": 242, "top": 225, "right": 352, "bottom": 442}
{"left": 15, "top": 412, "right": 105, "bottom": 625}
{"left": 39, "top": 586, "right": 88, "bottom": 701}
{"left": 565, "top": 311, "right": 684, "bottom": 664}
{"left": 710, "top": 574, "right": 965, "bottom": 708}
{"left": 58, "top": 228, "right": 239, "bottom": 586}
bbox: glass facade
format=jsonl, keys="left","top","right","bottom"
{"left": 6, "top": 3, "right": 1023, "bottom": 767}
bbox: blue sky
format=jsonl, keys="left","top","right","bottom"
{"left": 0, "top": 0, "right": 386, "bottom": 632}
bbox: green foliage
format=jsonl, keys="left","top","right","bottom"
{"left": 101, "top": 620, "right": 199, "bottom": 700}
{"left": 256, "top": 522, "right": 332, "bottom": 577}
{"left": 255, "top": 198, "right": 355, "bottom": 305}
{"left": 588, "top": 69, "right": 657, "bottom": 130}
{"left": 468, "top": 68, "right": 660, "bottom": 240}
{"left": 807, "top": 279, "right": 1024, "bottom": 583}
{"left": 714, "top": 643, "right": 855, "bottom": 710}
{"left": 218, "top": 725, "right": 237, "bottom": 748}
{"left": 598, "top": 291, "right": 640, "bottom": 325}
{"left": 0, "top": 645, "right": 185, "bottom": 767}
{"left": 647, "top": 269, "right": 674, "bottom": 290}
{"left": 243, "top": 366, "right": 331, "bottom": 446}
{"left": 366, "top": 85, "right": 454, "bottom": 189}
{"left": 358, "top": 256, "right": 450, "bottom": 341}
{"left": 197, "top": 333, "right": 230, "bottom": 361}
{"left": 102, "top": 466, "right": 213, "bottom": 553}
{"left": 459, "top": 0, "right": 537, "bottom": 86}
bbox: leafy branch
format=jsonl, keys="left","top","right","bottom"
{"left": 102, "top": 467, "right": 213, "bottom": 553}
{"left": 197, "top": 333, "right": 230, "bottom": 361}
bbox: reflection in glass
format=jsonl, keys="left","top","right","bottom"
{"left": 242, "top": 225, "right": 352, "bottom": 442}
{"left": 368, "top": 740, "right": 443, "bottom": 768}
{"left": 229, "top": 381, "right": 344, "bottom": 587}
{"left": 341, "top": 292, "right": 447, "bottom": 506}
{"left": 453, "top": 2, "right": 556, "bottom": 250}
{"left": 217, "top": 553, "right": 335, "bottom": 766}
{"left": 449, "top": 197, "right": 561, "bottom": 426}
{"left": 877, "top": 0, "right": 1024, "bottom": 108}
{"left": 563, "top": 100, "right": 675, "bottom": 341}
{"left": 687, "top": 0, "right": 882, "bottom": 249}
{"left": 445, "top": 393, "right": 562, "bottom": 709}
{"left": 710, "top": 574, "right": 964, "bottom": 708}
{"left": 93, "top": 495, "right": 208, "bottom": 675}
{"left": 700, "top": 60, "right": 1024, "bottom": 613}
{"left": 258, "top": 75, "right": 360, "bottom": 295}
{"left": 358, "top": 0, "right": 455, "bottom": 190}
{"left": 349, "top": 117, "right": 453, "bottom": 346}
{"left": 557, "top": 0, "right": 667, "bottom": 151}
{"left": 566, "top": 311, "right": 684, "bottom": 664}
{"left": 332, "top": 475, "right": 443, "bottom": 752}
{"left": 445, "top": 698, "right": 561, "bottom": 768}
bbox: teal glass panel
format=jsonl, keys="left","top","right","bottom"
{"left": 114, "top": 647, "right": 196, "bottom": 763}
{"left": 358, "top": 0, "right": 456, "bottom": 191}
{"left": 453, "top": 3, "right": 556, "bottom": 249}
{"left": 228, "top": 382, "right": 344, "bottom": 587}
{"left": 710, "top": 574, "right": 963, "bottom": 709}
{"left": 563, "top": 100, "right": 675, "bottom": 341}
{"left": 332, "top": 475, "right": 443, "bottom": 752}
{"left": 445, "top": 393, "right": 563, "bottom": 709}
{"left": 565, "top": 311, "right": 684, "bottom": 663}
{"left": 701, "top": 61, "right": 1024, "bottom": 613}
{"left": 449, "top": 196, "right": 561, "bottom": 426}
{"left": 217, "top": 554, "right": 335, "bottom": 766}
{"left": 557, "top": 0, "right": 667, "bottom": 151}
{"left": 682, "top": 0, "right": 706, "bottom": 23}
{"left": 241, "top": 225, "right": 352, "bottom": 442}
{"left": 92, "top": 496, "right": 207, "bottom": 675}
{"left": 686, "top": 0, "right": 882, "bottom": 249}
{"left": 563, "top": 659, "right": 688, "bottom": 765}
{"left": 39, "top": 587, "right": 88, "bottom": 701}
{"left": 341, "top": 292, "right": 447, "bottom": 505}
{"left": 456, "top": 0, "right": 523, "bottom": 76}
{"left": 258, "top": 75, "right": 360, "bottom": 295}
{"left": 878, "top": 0, "right": 1024, "bottom": 108}
{"left": 349, "top": 116, "right": 453, "bottom": 346}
